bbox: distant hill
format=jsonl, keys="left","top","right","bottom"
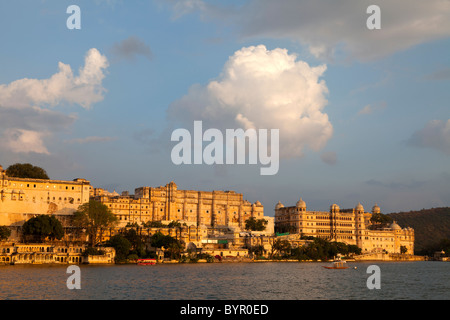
{"left": 388, "top": 207, "right": 450, "bottom": 254}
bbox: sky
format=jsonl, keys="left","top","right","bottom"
{"left": 0, "top": 0, "right": 449, "bottom": 215}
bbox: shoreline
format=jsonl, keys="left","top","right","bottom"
{"left": 1, "top": 255, "right": 433, "bottom": 266}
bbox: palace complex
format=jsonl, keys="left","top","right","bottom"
{"left": 91, "top": 181, "right": 269, "bottom": 230}
{"left": 275, "top": 198, "right": 415, "bottom": 254}
{"left": 0, "top": 164, "right": 416, "bottom": 263}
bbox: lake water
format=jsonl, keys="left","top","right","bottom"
{"left": 0, "top": 261, "right": 449, "bottom": 300}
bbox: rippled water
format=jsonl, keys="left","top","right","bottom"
{"left": 0, "top": 261, "right": 448, "bottom": 300}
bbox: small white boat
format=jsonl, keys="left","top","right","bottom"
{"left": 323, "top": 259, "right": 349, "bottom": 269}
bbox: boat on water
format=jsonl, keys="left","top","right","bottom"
{"left": 137, "top": 258, "right": 157, "bottom": 265}
{"left": 323, "top": 259, "right": 349, "bottom": 269}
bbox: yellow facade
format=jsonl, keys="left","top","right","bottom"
{"left": 93, "top": 181, "right": 267, "bottom": 230}
{"left": 275, "top": 199, "right": 414, "bottom": 254}
{"left": 0, "top": 243, "right": 115, "bottom": 264}
{"left": 0, "top": 166, "right": 91, "bottom": 234}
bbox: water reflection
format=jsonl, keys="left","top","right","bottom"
{"left": 0, "top": 262, "right": 448, "bottom": 300}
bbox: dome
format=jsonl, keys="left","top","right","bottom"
{"left": 254, "top": 201, "right": 262, "bottom": 206}
{"left": 372, "top": 203, "right": 381, "bottom": 214}
{"left": 296, "top": 198, "right": 306, "bottom": 209}
{"left": 275, "top": 201, "right": 284, "bottom": 210}
{"left": 355, "top": 202, "right": 364, "bottom": 212}
{"left": 390, "top": 221, "right": 402, "bottom": 230}
{"left": 330, "top": 203, "right": 340, "bottom": 211}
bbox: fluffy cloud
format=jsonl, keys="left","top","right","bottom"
{"left": 407, "top": 119, "right": 450, "bottom": 155}
{"left": 168, "top": 45, "right": 332, "bottom": 159}
{"left": 0, "top": 48, "right": 109, "bottom": 154}
{"left": 166, "top": 0, "right": 450, "bottom": 62}
{"left": 1, "top": 129, "right": 50, "bottom": 155}
{"left": 0, "top": 48, "right": 108, "bottom": 110}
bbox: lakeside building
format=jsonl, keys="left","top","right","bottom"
{"left": 0, "top": 243, "right": 115, "bottom": 265}
{"left": 275, "top": 198, "right": 415, "bottom": 254}
{"left": 0, "top": 163, "right": 417, "bottom": 261}
{"left": 0, "top": 165, "right": 91, "bottom": 239}
{"left": 92, "top": 181, "right": 273, "bottom": 231}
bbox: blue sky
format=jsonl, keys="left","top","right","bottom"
{"left": 0, "top": 0, "right": 449, "bottom": 215}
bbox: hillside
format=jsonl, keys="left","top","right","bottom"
{"left": 388, "top": 207, "right": 450, "bottom": 254}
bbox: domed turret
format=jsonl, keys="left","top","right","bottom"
{"left": 372, "top": 203, "right": 381, "bottom": 214}
{"left": 275, "top": 201, "right": 284, "bottom": 210}
{"left": 330, "top": 203, "right": 340, "bottom": 212}
{"left": 390, "top": 221, "right": 402, "bottom": 230}
{"left": 355, "top": 202, "right": 364, "bottom": 213}
{"left": 296, "top": 198, "right": 306, "bottom": 208}
{"left": 295, "top": 198, "right": 306, "bottom": 212}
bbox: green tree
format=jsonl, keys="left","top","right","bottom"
{"left": 370, "top": 212, "right": 393, "bottom": 228}
{"left": 348, "top": 244, "right": 362, "bottom": 255}
{"left": 0, "top": 226, "right": 11, "bottom": 241}
{"left": 248, "top": 244, "right": 265, "bottom": 258}
{"left": 107, "top": 234, "right": 132, "bottom": 263}
{"left": 245, "top": 217, "right": 268, "bottom": 231}
{"left": 168, "top": 220, "right": 182, "bottom": 228}
{"left": 73, "top": 200, "right": 118, "bottom": 246}
{"left": 21, "top": 215, "right": 64, "bottom": 242}
{"left": 122, "top": 227, "right": 147, "bottom": 257}
{"left": 6, "top": 163, "right": 50, "bottom": 179}
{"left": 143, "top": 220, "right": 167, "bottom": 228}
{"left": 270, "top": 239, "right": 291, "bottom": 258}
{"left": 150, "top": 232, "right": 184, "bottom": 259}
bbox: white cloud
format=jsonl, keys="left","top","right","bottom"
{"left": 0, "top": 48, "right": 108, "bottom": 110}
{"left": 166, "top": 0, "right": 450, "bottom": 62}
{"left": 1, "top": 129, "right": 50, "bottom": 155}
{"left": 0, "top": 48, "right": 109, "bottom": 154}
{"left": 168, "top": 45, "right": 332, "bottom": 159}
{"left": 407, "top": 119, "right": 450, "bottom": 155}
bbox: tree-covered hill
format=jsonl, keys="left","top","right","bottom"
{"left": 388, "top": 207, "right": 450, "bottom": 255}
